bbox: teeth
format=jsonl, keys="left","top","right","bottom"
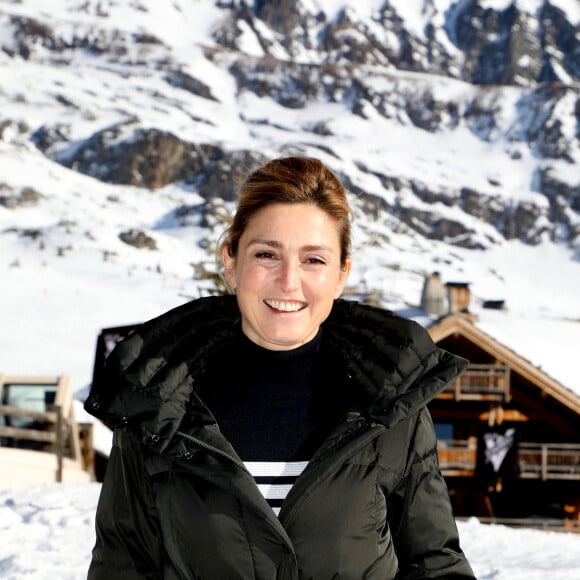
{"left": 265, "top": 300, "right": 305, "bottom": 312}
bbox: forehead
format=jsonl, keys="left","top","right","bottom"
{"left": 241, "top": 203, "right": 341, "bottom": 244}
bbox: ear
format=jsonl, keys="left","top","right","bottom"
{"left": 334, "top": 258, "right": 352, "bottom": 298}
{"left": 221, "top": 245, "right": 237, "bottom": 292}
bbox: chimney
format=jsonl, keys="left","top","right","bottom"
{"left": 445, "top": 281, "right": 471, "bottom": 314}
{"left": 420, "top": 272, "right": 449, "bottom": 317}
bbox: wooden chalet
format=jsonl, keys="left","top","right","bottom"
{"left": 0, "top": 374, "right": 94, "bottom": 486}
{"left": 423, "top": 283, "right": 580, "bottom": 530}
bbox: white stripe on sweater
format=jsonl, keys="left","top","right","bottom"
{"left": 243, "top": 460, "right": 308, "bottom": 477}
{"left": 243, "top": 461, "right": 308, "bottom": 513}
{"left": 257, "top": 484, "right": 293, "bottom": 499}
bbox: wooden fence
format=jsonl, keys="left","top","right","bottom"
{"left": 457, "top": 516, "right": 580, "bottom": 534}
{"left": 0, "top": 375, "right": 90, "bottom": 482}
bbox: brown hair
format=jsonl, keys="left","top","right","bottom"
{"left": 221, "top": 156, "right": 352, "bottom": 267}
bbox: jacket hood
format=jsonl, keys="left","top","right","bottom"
{"left": 85, "top": 295, "right": 468, "bottom": 448}
{"left": 323, "top": 300, "right": 468, "bottom": 426}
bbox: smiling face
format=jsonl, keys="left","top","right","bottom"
{"left": 222, "top": 202, "right": 351, "bottom": 351}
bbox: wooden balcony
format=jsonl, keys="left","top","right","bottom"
{"left": 519, "top": 443, "right": 580, "bottom": 481}
{"left": 437, "top": 439, "right": 478, "bottom": 476}
{"left": 437, "top": 439, "right": 580, "bottom": 481}
{"left": 437, "top": 363, "right": 511, "bottom": 403}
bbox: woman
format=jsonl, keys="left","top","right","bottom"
{"left": 85, "top": 156, "right": 475, "bottom": 579}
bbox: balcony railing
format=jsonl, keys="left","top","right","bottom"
{"left": 519, "top": 443, "right": 580, "bottom": 481}
{"left": 437, "top": 439, "right": 580, "bottom": 481}
{"left": 437, "top": 439, "right": 478, "bottom": 475}
{"left": 438, "top": 363, "right": 511, "bottom": 403}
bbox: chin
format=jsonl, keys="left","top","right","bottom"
{"left": 261, "top": 331, "right": 307, "bottom": 350}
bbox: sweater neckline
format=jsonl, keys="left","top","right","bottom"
{"left": 238, "top": 329, "right": 323, "bottom": 364}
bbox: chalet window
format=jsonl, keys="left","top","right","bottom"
{"left": 0, "top": 382, "right": 57, "bottom": 449}
{"left": 435, "top": 422, "right": 454, "bottom": 441}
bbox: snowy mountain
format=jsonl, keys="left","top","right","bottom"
{"left": 1, "top": 0, "right": 579, "bottom": 404}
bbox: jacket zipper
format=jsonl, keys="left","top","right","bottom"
{"left": 175, "top": 429, "right": 297, "bottom": 557}
{"left": 175, "top": 430, "right": 251, "bottom": 474}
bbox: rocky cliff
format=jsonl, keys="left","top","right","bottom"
{"left": 0, "top": 0, "right": 578, "bottom": 282}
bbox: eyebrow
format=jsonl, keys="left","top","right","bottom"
{"left": 246, "top": 239, "right": 337, "bottom": 254}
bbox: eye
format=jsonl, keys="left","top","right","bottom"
{"left": 304, "top": 256, "right": 327, "bottom": 265}
{"left": 255, "top": 251, "right": 277, "bottom": 260}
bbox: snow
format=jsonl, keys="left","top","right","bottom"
{"left": 237, "top": 19, "right": 267, "bottom": 58}
{"left": 549, "top": 0, "right": 580, "bottom": 24}
{"left": 305, "top": 0, "right": 386, "bottom": 23}
{"left": 387, "top": 0, "right": 433, "bottom": 38}
{"left": 0, "top": 482, "right": 579, "bottom": 579}
{"left": 480, "top": 0, "right": 518, "bottom": 11}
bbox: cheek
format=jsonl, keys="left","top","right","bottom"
{"left": 318, "top": 270, "right": 344, "bottom": 292}
{"left": 306, "top": 275, "right": 341, "bottom": 305}
{"left": 236, "top": 263, "right": 269, "bottom": 289}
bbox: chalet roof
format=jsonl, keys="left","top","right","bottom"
{"left": 427, "top": 313, "right": 580, "bottom": 417}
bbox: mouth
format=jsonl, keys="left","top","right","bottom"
{"left": 264, "top": 299, "right": 307, "bottom": 313}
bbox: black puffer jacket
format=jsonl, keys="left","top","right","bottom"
{"left": 85, "top": 296, "right": 475, "bottom": 579}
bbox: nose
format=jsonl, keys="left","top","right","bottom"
{"left": 278, "top": 259, "right": 300, "bottom": 292}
